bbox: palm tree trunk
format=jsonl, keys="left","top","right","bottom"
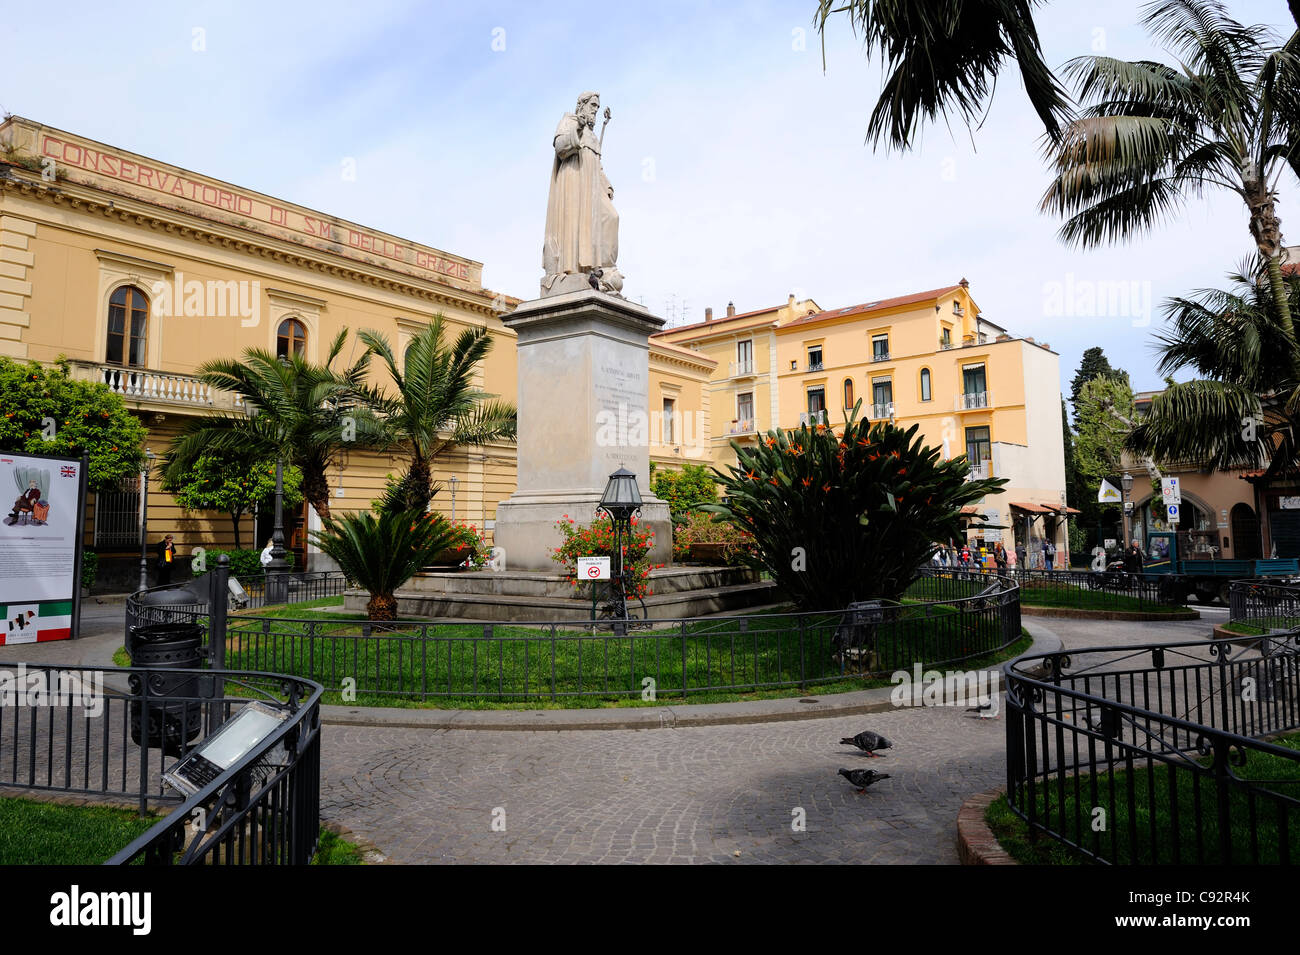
{"left": 1248, "top": 184, "right": 1298, "bottom": 368}
{"left": 409, "top": 455, "right": 432, "bottom": 512}
{"left": 367, "top": 592, "right": 396, "bottom": 620}
{"left": 303, "top": 469, "right": 332, "bottom": 522}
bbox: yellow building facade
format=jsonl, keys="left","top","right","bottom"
{"left": 658, "top": 282, "right": 1070, "bottom": 562}
{"left": 0, "top": 116, "right": 714, "bottom": 586}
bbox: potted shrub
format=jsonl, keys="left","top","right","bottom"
{"left": 672, "top": 511, "right": 756, "bottom": 565}
{"left": 427, "top": 520, "right": 488, "bottom": 569}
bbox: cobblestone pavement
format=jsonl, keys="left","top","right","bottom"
{"left": 319, "top": 615, "right": 1219, "bottom": 864}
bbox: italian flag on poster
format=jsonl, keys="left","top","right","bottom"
{"left": 0, "top": 600, "right": 72, "bottom": 645}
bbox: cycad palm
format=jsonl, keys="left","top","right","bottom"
{"left": 164, "top": 329, "right": 380, "bottom": 523}
{"left": 311, "top": 509, "right": 458, "bottom": 619}
{"left": 359, "top": 316, "right": 517, "bottom": 514}
{"left": 1127, "top": 260, "right": 1300, "bottom": 478}
{"left": 1041, "top": 0, "right": 1300, "bottom": 351}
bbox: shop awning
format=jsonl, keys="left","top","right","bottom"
{"left": 1054, "top": 506, "right": 1082, "bottom": 515}
{"left": 1009, "top": 501, "right": 1052, "bottom": 513}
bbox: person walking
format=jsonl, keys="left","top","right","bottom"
{"left": 1015, "top": 542, "right": 1026, "bottom": 570}
{"left": 1124, "top": 540, "right": 1145, "bottom": 575}
{"left": 1043, "top": 538, "right": 1055, "bottom": 571}
{"left": 155, "top": 534, "right": 176, "bottom": 586}
{"left": 994, "top": 542, "right": 1008, "bottom": 570}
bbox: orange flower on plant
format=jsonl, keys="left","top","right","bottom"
{"left": 801, "top": 477, "right": 812, "bottom": 488}
{"left": 769, "top": 477, "right": 779, "bottom": 486}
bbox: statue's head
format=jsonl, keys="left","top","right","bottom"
{"left": 576, "top": 91, "right": 600, "bottom": 127}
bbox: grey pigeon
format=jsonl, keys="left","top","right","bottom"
{"left": 839, "top": 768, "right": 890, "bottom": 792}
{"left": 840, "top": 730, "right": 891, "bottom": 756}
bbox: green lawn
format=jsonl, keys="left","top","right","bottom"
{"left": 1016, "top": 584, "right": 1187, "bottom": 614}
{"left": 987, "top": 731, "right": 1300, "bottom": 864}
{"left": 0, "top": 795, "right": 364, "bottom": 865}
{"left": 0, "top": 797, "right": 160, "bottom": 865}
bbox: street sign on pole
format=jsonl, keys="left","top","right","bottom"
{"left": 1161, "top": 477, "right": 1181, "bottom": 506}
{"left": 577, "top": 556, "right": 610, "bottom": 580}
{"left": 1166, "top": 503, "right": 1180, "bottom": 524}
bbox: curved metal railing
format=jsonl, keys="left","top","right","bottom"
{"left": 1004, "top": 633, "right": 1300, "bottom": 864}
{"left": 1228, "top": 577, "right": 1300, "bottom": 631}
{"left": 202, "top": 570, "right": 1022, "bottom": 704}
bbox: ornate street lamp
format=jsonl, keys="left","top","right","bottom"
{"left": 138, "top": 448, "right": 155, "bottom": 592}
{"left": 596, "top": 467, "right": 642, "bottom": 622}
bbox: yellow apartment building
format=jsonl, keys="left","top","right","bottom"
{"left": 653, "top": 295, "right": 822, "bottom": 468}
{"left": 0, "top": 116, "right": 713, "bottom": 586}
{"left": 658, "top": 281, "right": 1071, "bottom": 564}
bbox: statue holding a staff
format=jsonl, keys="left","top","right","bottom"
{"left": 542, "top": 91, "right": 623, "bottom": 297}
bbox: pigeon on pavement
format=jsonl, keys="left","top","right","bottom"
{"left": 840, "top": 730, "right": 892, "bottom": 756}
{"left": 839, "top": 768, "right": 891, "bottom": 792}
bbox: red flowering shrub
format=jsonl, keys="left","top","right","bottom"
{"left": 671, "top": 510, "right": 757, "bottom": 565}
{"left": 550, "top": 514, "right": 662, "bottom": 598}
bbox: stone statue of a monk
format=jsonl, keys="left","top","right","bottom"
{"left": 542, "top": 91, "right": 623, "bottom": 297}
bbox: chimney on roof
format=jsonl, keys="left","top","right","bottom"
{"left": 726, "top": 302, "right": 735, "bottom": 318}
{"left": 1026, "top": 336, "right": 1035, "bottom": 343}
{"left": 705, "top": 307, "right": 713, "bottom": 322}
{"left": 788, "top": 293, "right": 795, "bottom": 307}
{"left": 959, "top": 277, "right": 969, "bottom": 288}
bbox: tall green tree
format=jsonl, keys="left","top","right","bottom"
{"left": 1074, "top": 375, "right": 1137, "bottom": 490}
{"left": 161, "top": 450, "right": 303, "bottom": 548}
{"left": 0, "top": 357, "right": 146, "bottom": 489}
{"left": 1127, "top": 259, "right": 1300, "bottom": 479}
{"left": 1041, "top": 0, "right": 1300, "bottom": 352}
{"left": 359, "top": 317, "right": 517, "bottom": 515}
{"left": 163, "top": 329, "right": 381, "bottom": 523}
{"left": 1069, "top": 347, "right": 1128, "bottom": 423}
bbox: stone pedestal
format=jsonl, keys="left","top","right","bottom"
{"left": 494, "top": 289, "right": 672, "bottom": 571}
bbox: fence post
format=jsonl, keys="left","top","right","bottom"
{"left": 209, "top": 554, "right": 230, "bottom": 729}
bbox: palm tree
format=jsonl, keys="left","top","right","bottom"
{"left": 359, "top": 317, "right": 517, "bottom": 514}
{"left": 1126, "top": 259, "right": 1300, "bottom": 479}
{"left": 310, "top": 508, "right": 458, "bottom": 619}
{"left": 164, "top": 329, "right": 381, "bottom": 523}
{"left": 813, "top": 0, "right": 1299, "bottom": 150}
{"left": 1041, "top": 0, "right": 1300, "bottom": 350}
{"left": 813, "top": 0, "right": 1073, "bottom": 149}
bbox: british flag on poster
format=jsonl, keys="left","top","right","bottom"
{"left": 60, "top": 466, "right": 75, "bottom": 478}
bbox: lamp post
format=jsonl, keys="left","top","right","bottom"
{"left": 1121, "top": 472, "right": 1135, "bottom": 549}
{"left": 597, "top": 467, "right": 642, "bottom": 623}
{"left": 138, "top": 449, "right": 155, "bottom": 592}
{"left": 246, "top": 400, "right": 289, "bottom": 604}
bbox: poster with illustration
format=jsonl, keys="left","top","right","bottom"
{"left": 0, "top": 451, "right": 86, "bottom": 642}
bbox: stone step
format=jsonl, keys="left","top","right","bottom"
{"left": 353, "top": 580, "right": 781, "bottom": 623}
{"left": 406, "top": 565, "right": 758, "bottom": 599}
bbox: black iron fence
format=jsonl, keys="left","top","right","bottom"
{"left": 932, "top": 566, "right": 1183, "bottom": 611}
{"left": 1228, "top": 578, "right": 1300, "bottom": 631}
{"left": 191, "top": 571, "right": 1021, "bottom": 704}
{"left": 0, "top": 660, "right": 322, "bottom": 865}
{"left": 1004, "top": 634, "right": 1300, "bottom": 864}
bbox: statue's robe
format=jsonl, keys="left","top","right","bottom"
{"left": 542, "top": 113, "right": 618, "bottom": 289}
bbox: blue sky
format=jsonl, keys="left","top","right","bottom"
{"left": 4, "top": 0, "right": 1295, "bottom": 398}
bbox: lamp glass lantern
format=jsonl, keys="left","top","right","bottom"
{"left": 596, "top": 467, "right": 643, "bottom": 622}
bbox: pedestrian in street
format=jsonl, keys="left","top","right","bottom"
{"left": 1015, "top": 542, "right": 1026, "bottom": 570}
{"left": 959, "top": 544, "right": 972, "bottom": 568}
{"left": 155, "top": 534, "right": 176, "bottom": 586}
{"left": 1124, "top": 540, "right": 1145, "bottom": 575}
{"left": 994, "top": 542, "right": 1008, "bottom": 570}
{"left": 1043, "top": 538, "right": 1055, "bottom": 571}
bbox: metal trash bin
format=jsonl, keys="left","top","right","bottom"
{"left": 129, "top": 623, "right": 205, "bottom": 754}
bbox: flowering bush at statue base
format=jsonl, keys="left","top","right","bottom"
{"left": 550, "top": 515, "right": 662, "bottom": 599}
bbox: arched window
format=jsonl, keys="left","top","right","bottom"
{"left": 920, "top": 368, "right": 932, "bottom": 402}
{"left": 107, "top": 286, "right": 149, "bottom": 367}
{"left": 842, "top": 378, "right": 854, "bottom": 409}
{"left": 277, "top": 319, "right": 307, "bottom": 359}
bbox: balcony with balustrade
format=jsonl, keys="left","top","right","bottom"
{"left": 726, "top": 417, "right": 757, "bottom": 436}
{"left": 728, "top": 359, "right": 756, "bottom": 379}
{"left": 955, "top": 390, "right": 990, "bottom": 411}
{"left": 869, "top": 402, "right": 893, "bottom": 420}
{"left": 798, "top": 410, "right": 827, "bottom": 427}
{"left": 67, "top": 360, "right": 244, "bottom": 414}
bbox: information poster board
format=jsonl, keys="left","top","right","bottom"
{"left": 0, "top": 451, "right": 87, "bottom": 644}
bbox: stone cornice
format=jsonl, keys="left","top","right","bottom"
{"left": 0, "top": 168, "right": 503, "bottom": 321}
